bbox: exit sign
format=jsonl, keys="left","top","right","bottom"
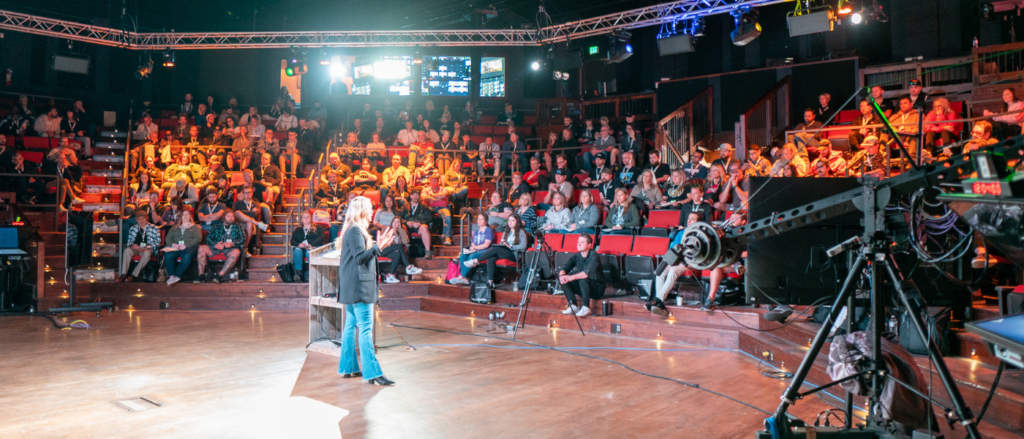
{"left": 588, "top": 46, "right": 599, "bottom": 55}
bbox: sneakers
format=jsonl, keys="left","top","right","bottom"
{"left": 212, "top": 273, "right": 222, "bottom": 284}
{"left": 575, "top": 306, "right": 591, "bottom": 317}
{"left": 166, "top": 276, "right": 180, "bottom": 285}
{"left": 448, "top": 277, "right": 469, "bottom": 285}
{"left": 700, "top": 298, "right": 716, "bottom": 312}
{"left": 72, "top": 197, "right": 86, "bottom": 204}
{"left": 465, "top": 258, "right": 479, "bottom": 268}
{"left": 444, "top": 237, "right": 453, "bottom": 246}
{"left": 256, "top": 222, "right": 269, "bottom": 232}
{"left": 384, "top": 274, "right": 400, "bottom": 284}
{"left": 406, "top": 265, "right": 423, "bottom": 275}
{"left": 293, "top": 274, "right": 302, "bottom": 282}
{"left": 425, "top": 250, "right": 434, "bottom": 259}
{"left": 562, "top": 304, "right": 579, "bottom": 315}
{"left": 193, "top": 275, "right": 204, "bottom": 284}
{"left": 651, "top": 299, "right": 668, "bottom": 317}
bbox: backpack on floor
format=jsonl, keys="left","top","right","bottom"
{"left": 470, "top": 280, "right": 494, "bottom": 304}
{"left": 277, "top": 263, "right": 296, "bottom": 283}
{"left": 444, "top": 259, "right": 460, "bottom": 282}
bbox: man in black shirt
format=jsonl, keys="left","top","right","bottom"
{"left": 645, "top": 150, "right": 670, "bottom": 185}
{"left": 558, "top": 234, "right": 604, "bottom": 317}
{"left": 711, "top": 143, "right": 740, "bottom": 170}
{"left": 232, "top": 185, "right": 270, "bottom": 243}
{"left": 595, "top": 167, "right": 622, "bottom": 208}
{"left": 679, "top": 184, "right": 714, "bottom": 223}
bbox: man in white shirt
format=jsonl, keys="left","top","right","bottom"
{"left": 397, "top": 120, "right": 417, "bottom": 146}
{"left": 34, "top": 108, "right": 62, "bottom": 138}
{"left": 133, "top": 114, "right": 159, "bottom": 141}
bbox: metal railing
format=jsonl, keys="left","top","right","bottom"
{"left": 737, "top": 76, "right": 791, "bottom": 158}
{"left": 974, "top": 42, "right": 1024, "bottom": 83}
{"left": 656, "top": 86, "right": 713, "bottom": 169}
{"left": 582, "top": 92, "right": 656, "bottom": 122}
{"left": 862, "top": 56, "right": 973, "bottom": 91}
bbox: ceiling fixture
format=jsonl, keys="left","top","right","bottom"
{"left": 413, "top": 48, "right": 422, "bottom": 65}
{"left": 852, "top": 0, "right": 887, "bottom": 24}
{"left": 135, "top": 52, "right": 154, "bottom": 79}
{"left": 162, "top": 48, "right": 175, "bottom": 67}
{"left": 530, "top": 61, "right": 541, "bottom": 71}
{"left": 730, "top": 8, "right": 762, "bottom": 46}
{"left": 837, "top": 0, "right": 854, "bottom": 15}
{"left": 605, "top": 32, "right": 633, "bottom": 63}
{"left": 319, "top": 48, "right": 331, "bottom": 66}
{"left": 786, "top": 2, "right": 835, "bottom": 37}
{"left": 286, "top": 48, "right": 308, "bottom": 76}
{"left": 553, "top": 70, "right": 569, "bottom": 80}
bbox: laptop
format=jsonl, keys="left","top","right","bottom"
{"left": 0, "top": 227, "right": 27, "bottom": 256}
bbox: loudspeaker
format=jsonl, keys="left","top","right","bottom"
{"left": 786, "top": 10, "right": 834, "bottom": 37}
{"left": 657, "top": 34, "right": 695, "bottom": 56}
{"left": 52, "top": 53, "right": 91, "bottom": 75}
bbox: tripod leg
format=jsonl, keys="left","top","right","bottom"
{"left": 560, "top": 279, "right": 586, "bottom": 336}
{"left": 513, "top": 255, "right": 541, "bottom": 340}
{"left": 882, "top": 261, "right": 981, "bottom": 439}
{"left": 772, "top": 253, "right": 866, "bottom": 431}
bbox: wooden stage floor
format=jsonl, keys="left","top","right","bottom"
{"left": 1, "top": 310, "right": 893, "bottom": 438}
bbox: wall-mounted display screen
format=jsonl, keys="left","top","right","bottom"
{"left": 353, "top": 64, "right": 373, "bottom": 79}
{"left": 421, "top": 56, "right": 472, "bottom": 96}
{"left": 479, "top": 57, "right": 505, "bottom": 97}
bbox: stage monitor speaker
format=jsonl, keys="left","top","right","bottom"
{"left": 787, "top": 10, "right": 834, "bottom": 37}
{"left": 52, "top": 53, "right": 91, "bottom": 75}
{"left": 657, "top": 34, "right": 695, "bottom": 56}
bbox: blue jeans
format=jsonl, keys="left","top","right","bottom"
{"left": 338, "top": 302, "right": 383, "bottom": 380}
{"left": 293, "top": 248, "right": 310, "bottom": 272}
{"left": 458, "top": 250, "right": 486, "bottom": 278}
{"left": 430, "top": 205, "right": 452, "bottom": 238}
{"left": 163, "top": 246, "right": 198, "bottom": 278}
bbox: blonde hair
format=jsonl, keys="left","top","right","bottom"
{"left": 337, "top": 196, "right": 375, "bottom": 249}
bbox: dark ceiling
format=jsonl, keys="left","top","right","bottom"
{"left": 0, "top": 0, "right": 667, "bottom": 32}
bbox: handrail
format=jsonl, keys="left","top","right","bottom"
{"left": 582, "top": 92, "right": 656, "bottom": 122}
{"left": 737, "top": 76, "right": 791, "bottom": 159}
{"left": 118, "top": 108, "right": 134, "bottom": 277}
{"left": 973, "top": 42, "right": 1024, "bottom": 84}
{"left": 656, "top": 86, "right": 713, "bottom": 169}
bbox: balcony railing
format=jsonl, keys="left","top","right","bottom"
{"left": 656, "top": 86, "right": 713, "bottom": 169}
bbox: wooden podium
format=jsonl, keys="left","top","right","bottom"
{"left": 307, "top": 241, "right": 344, "bottom": 357}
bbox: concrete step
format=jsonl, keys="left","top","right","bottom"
{"left": 92, "top": 154, "right": 125, "bottom": 163}
{"left": 84, "top": 185, "right": 122, "bottom": 194}
{"left": 94, "top": 141, "right": 126, "bottom": 149}
{"left": 99, "top": 131, "right": 127, "bottom": 138}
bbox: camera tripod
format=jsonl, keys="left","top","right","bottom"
{"left": 512, "top": 233, "right": 585, "bottom": 340}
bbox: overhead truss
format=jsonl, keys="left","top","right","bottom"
{"left": 0, "top": 0, "right": 792, "bottom": 50}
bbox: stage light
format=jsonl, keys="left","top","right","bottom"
{"left": 319, "top": 49, "right": 331, "bottom": 66}
{"left": 162, "top": 48, "right": 175, "bottom": 67}
{"left": 851, "top": 11, "right": 863, "bottom": 24}
{"left": 373, "top": 59, "right": 407, "bottom": 79}
{"left": 606, "top": 33, "right": 633, "bottom": 63}
{"left": 624, "top": 44, "right": 633, "bottom": 53}
{"left": 134, "top": 54, "right": 154, "bottom": 79}
{"left": 837, "top": 0, "right": 853, "bottom": 15}
{"left": 730, "top": 9, "right": 762, "bottom": 46}
{"left": 531, "top": 61, "right": 541, "bottom": 71}
{"left": 329, "top": 62, "right": 345, "bottom": 78}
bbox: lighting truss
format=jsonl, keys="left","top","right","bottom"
{"left": 0, "top": 0, "right": 790, "bottom": 50}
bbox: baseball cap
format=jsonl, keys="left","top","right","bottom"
{"left": 595, "top": 152, "right": 608, "bottom": 161}
{"left": 719, "top": 143, "right": 734, "bottom": 151}
{"left": 554, "top": 168, "right": 569, "bottom": 176}
{"left": 909, "top": 79, "right": 922, "bottom": 86}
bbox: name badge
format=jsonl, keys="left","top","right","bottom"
{"left": 178, "top": 240, "right": 185, "bottom": 246}
{"left": 225, "top": 239, "right": 232, "bottom": 244}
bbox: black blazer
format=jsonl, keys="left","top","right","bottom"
{"left": 337, "top": 226, "right": 382, "bottom": 305}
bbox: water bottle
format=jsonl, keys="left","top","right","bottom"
{"left": 888, "top": 315, "right": 899, "bottom": 337}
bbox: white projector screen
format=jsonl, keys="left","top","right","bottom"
{"left": 53, "top": 54, "right": 91, "bottom": 75}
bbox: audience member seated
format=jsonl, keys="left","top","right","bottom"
{"left": 275, "top": 107, "right": 298, "bottom": 131}
{"left": 373, "top": 195, "right": 405, "bottom": 234}
{"left": 449, "top": 213, "right": 495, "bottom": 285}
{"left": 630, "top": 169, "right": 662, "bottom": 212}
{"left": 683, "top": 149, "right": 709, "bottom": 181}
{"left": 168, "top": 179, "right": 201, "bottom": 209}
{"left": 131, "top": 114, "right": 158, "bottom": 141}
{"left": 559, "top": 127, "right": 580, "bottom": 161}
{"left": 196, "top": 187, "right": 227, "bottom": 231}
{"left": 315, "top": 170, "right": 350, "bottom": 210}
{"left": 61, "top": 109, "right": 91, "bottom": 156}
{"left": 321, "top": 153, "right": 353, "bottom": 186}
{"left": 716, "top": 162, "right": 749, "bottom": 217}
{"left": 434, "top": 131, "right": 457, "bottom": 174}
{"left": 848, "top": 99, "right": 886, "bottom": 151}
{"left": 421, "top": 119, "right": 440, "bottom": 143}
{"left": 660, "top": 169, "right": 689, "bottom": 209}
{"left": 577, "top": 118, "right": 597, "bottom": 145}
{"left": 620, "top": 124, "right": 643, "bottom": 162}
{"left": 742, "top": 144, "right": 771, "bottom": 178}
{"left": 513, "top": 192, "right": 537, "bottom": 234}
{"left": 289, "top": 211, "right": 326, "bottom": 282}
{"left": 232, "top": 185, "right": 270, "bottom": 242}
{"left": 770, "top": 143, "right": 808, "bottom": 177}
{"left": 118, "top": 210, "right": 161, "bottom": 283}
{"left": 983, "top": 88, "right": 1024, "bottom": 139}
{"left": 421, "top": 175, "right": 453, "bottom": 245}
{"left": 538, "top": 168, "right": 574, "bottom": 210}
{"left": 463, "top": 214, "right": 529, "bottom": 286}
{"left": 238, "top": 170, "right": 273, "bottom": 227}
{"left": 679, "top": 183, "right": 714, "bottom": 223}
{"left": 409, "top": 131, "right": 435, "bottom": 170}
{"left": 402, "top": 190, "right": 435, "bottom": 259}
{"left": 924, "top": 98, "right": 958, "bottom": 151}
{"left": 277, "top": 129, "right": 305, "bottom": 178}
{"left": 345, "top": 160, "right": 380, "bottom": 192}
{"left": 0, "top": 109, "right": 30, "bottom": 136}
{"left": 809, "top": 139, "right": 847, "bottom": 177}
{"left": 8, "top": 152, "right": 46, "bottom": 204}
{"left": 443, "top": 158, "right": 468, "bottom": 199}
{"left": 254, "top": 153, "right": 282, "bottom": 207}
{"left": 958, "top": 120, "right": 998, "bottom": 156}
{"left": 366, "top": 132, "right": 387, "bottom": 170}
{"left": 584, "top": 126, "right": 619, "bottom": 171}
{"left": 161, "top": 210, "right": 202, "bottom": 286}
{"left": 557, "top": 234, "right": 603, "bottom": 318}
{"left": 129, "top": 131, "right": 161, "bottom": 173}
{"left": 496, "top": 102, "right": 522, "bottom": 126}
{"left": 163, "top": 153, "right": 200, "bottom": 188}
{"left": 891, "top": 96, "right": 921, "bottom": 157}
{"left": 594, "top": 167, "right": 621, "bottom": 209}
{"left": 870, "top": 85, "right": 893, "bottom": 118}
{"left": 567, "top": 190, "right": 601, "bottom": 234}
{"left": 381, "top": 154, "right": 410, "bottom": 201}
{"left": 523, "top": 157, "right": 549, "bottom": 189}
{"left": 848, "top": 136, "right": 887, "bottom": 178}
{"left": 645, "top": 151, "right": 670, "bottom": 185}
{"left": 479, "top": 136, "right": 501, "bottom": 178}
{"left": 380, "top": 216, "right": 422, "bottom": 284}
{"left": 816, "top": 93, "right": 834, "bottom": 123}
{"left": 617, "top": 151, "right": 641, "bottom": 189}
{"left": 505, "top": 172, "right": 531, "bottom": 205}
{"left": 788, "top": 109, "right": 823, "bottom": 154}
{"left": 195, "top": 209, "right": 246, "bottom": 284}
{"left": 411, "top": 155, "right": 438, "bottom": 189}
{"left": 481, "top": 190, "right": 513, "bottom": 232}
{"left": 602, "top": 187, "right": 639, "bottom": 235}
{"left": 541, "top": 192, "right": 573, "bottom": 233}
{"left": 500, "top": 132, "right": 527, "bottom": 175}
{"left": 712, "top": 143, "right": 741, "bottom": 170}
{"left": 703, "top": 163, "right": 726, "bottom": 201}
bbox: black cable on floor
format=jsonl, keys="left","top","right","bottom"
{"left": 389, "top": 323, "right": 771, "bottom": 415}
{"left": 967, "top": 361, "right": 1006, "bottom": 439}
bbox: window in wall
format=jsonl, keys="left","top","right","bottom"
{"left": 479, "top": 57, "right": 505, "bottom": 98}
{"left": 421, "top": 56, "right": 471, "bottom": 96}
{"left": 375, "top": 56, "right": 413, "bottom": 96}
